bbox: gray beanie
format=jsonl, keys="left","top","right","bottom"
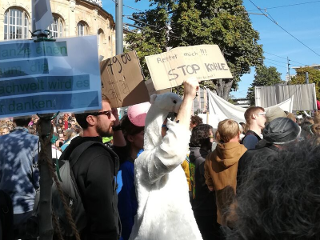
{"left": 263, "top": 117, "right": 301, "bottom": 144}
{"left": 265, "top": 106, "right": 287, "bottom": 123}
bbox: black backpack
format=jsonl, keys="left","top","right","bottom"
{"left": 52, "top": 141, "right": 105, "bottom": 236}
{"left": 0, "top": 190, "right": 14, "bottom": 240}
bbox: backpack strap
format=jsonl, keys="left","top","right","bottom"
{"left": 68, "top": 141, "right": 104, "bottom": 168}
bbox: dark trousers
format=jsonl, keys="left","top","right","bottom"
{"left": 14, "top": 211, "right": 37, "bottom": 240}
{"left": 195, "top": 214, "right": 221, "bottom": 240}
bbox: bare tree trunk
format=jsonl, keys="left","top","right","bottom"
{"left": 38, "top": 116, "right": 54, "bottom": 240}
{"left": 215, "top": 79, "right": 233, "bottom": 100}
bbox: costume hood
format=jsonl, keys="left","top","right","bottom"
{"left": 143, "top": 93, "right": 182, "bottom": 150}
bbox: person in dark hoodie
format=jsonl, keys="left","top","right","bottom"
{"left": 189, "top": 124, "right": 220, "bottom": 240}
{"left": 62, "top": 95, "right": 126, "bottom": 240}
{"left": 237, "top": 117, "right": 301, "bottom": 188}
{"left": 204, "top": 119, "right": 247, "bottom": 229}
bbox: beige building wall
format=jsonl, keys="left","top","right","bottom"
{"left": 0, "top": 0, "right": 115, "bottom": 59}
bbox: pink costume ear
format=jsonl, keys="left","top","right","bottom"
{"left": 150, "top": 94, "right": 157, "bottom": 104}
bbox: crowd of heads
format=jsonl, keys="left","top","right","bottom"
{"left": 2, "top": 97, "right": 320, "bottom": 239}
{"left": 0, "top": 113, "right": 83, "bottom": 152}
{"left": 227, "top": 140, "right": 320, "bottom": 240}
{"left": 187, "top": 106, "right": 320, "bottom": 240}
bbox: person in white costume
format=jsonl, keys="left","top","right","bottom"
{"left": 129, "top": 78, "right": 203, "bottom": 240}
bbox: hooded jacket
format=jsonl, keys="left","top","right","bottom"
{"left": 204, "top": 142, "right": 247, "bottom": 226}
{"left": 63, "top": 136, "right": 122, "bottom": 240}
{"left": 129, "top": 93, "right": 202, "bottom": 240}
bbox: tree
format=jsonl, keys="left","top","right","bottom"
{"left": 125, "top": 4, "right": 171, "bottom": 79}
{"left": 247, "top": 65, "right": 282, "bottom": 105}
{"left": 289, "top": 67, "right": 320, "bottom": 99}
{"left": 126, "top": 0, "right": 263, "bottom": 99}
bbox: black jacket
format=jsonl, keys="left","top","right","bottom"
{"left": 64, "top": 136, "right": 123, "bottom": 240}
{"left": 237, "top": 140, "right": 279, "bottom": 189}
{"left": 189, "top": 147, "right": 216, "bottom": 216}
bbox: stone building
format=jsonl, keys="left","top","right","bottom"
{"left": 0, "top": 0, "right": 115, "bottom": 59}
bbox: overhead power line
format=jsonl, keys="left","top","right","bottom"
{"left": 248, "top": 0, "right": 320, "bottom": 58}
{"left": 247, "top": 1, "right": 320, "bottom": 11}
{"left": 110, "top": 0, "right": 143, "bottom": 12}
{"left": 264, "top": 52, "right": 307, "bottom": 66}
{"left": 264, "top": 57, "right": 287, "bottom": 64}
{"left": 258, "top": 1, "right": 320, "bottom": 10}
{"left": 264, "top": 61, "right": 287, "bottom": 69}
{"left": 264, "top": 52, "right": 308, "bottom": 66}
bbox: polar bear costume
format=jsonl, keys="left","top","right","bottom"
{"left": 129, "top": 93, "right": 203, "bottom": 240}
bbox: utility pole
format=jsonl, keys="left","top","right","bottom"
{"left": 306, "top": 72, "right": 309, "bottom": 84}
{"left": 115, "top": 0, "right": 123, "bottom": 55}
{"left": 287, "top": 57, "right": 291, "bottom": 81}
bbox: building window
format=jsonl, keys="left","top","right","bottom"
{"left": 77, "top": 21, "right": 88, "bottom": 36}
{"left": 49, "top": 14, "right": 64, "bottom": 38}
{"left": 4, "top": 8, "right": 29, "bottom": 40}
{"left": 98, "top": 29, "right": 104, "bottom": 46}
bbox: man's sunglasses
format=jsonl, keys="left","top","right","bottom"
{"left": 91, "top": 110, "right": 113, "bottom": 119}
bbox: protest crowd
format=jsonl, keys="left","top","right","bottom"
{"left": 1, "top": 77, "right": 320, "bottom": 240}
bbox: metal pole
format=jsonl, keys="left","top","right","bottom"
{"left": 287, "top": 57, "right": 291, "bottom": 81}
{"left": 306, "top": 72, "right": 309, "bottom": 84}
{"left": 115, "top": 0, "right": 123, "bottom": 55}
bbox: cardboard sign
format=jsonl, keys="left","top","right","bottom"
{"left": 145, "top": 79, "right": 171, "bottom": 96}
{"left": 0, "top": 35, "right": 102, "bottom": 118}
{"left": 145, "top": 45, "right": 233, "bottom": 91}
{"left": 100, "top": 51, "right": 150, "bottom": 108}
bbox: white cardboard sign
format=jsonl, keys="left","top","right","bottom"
{"left": 145, "top": 45, "right": 233, "bottom": 91}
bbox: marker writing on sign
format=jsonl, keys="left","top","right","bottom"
{"left": 168, "top": 63, "right": 228, "bottom": 81}
{"left": 205, "top": 62, "right": 228, "bottom": 72}
{"left": 106, "top": 53, "right": 131, "bottom": 75}
{"left": 168, "top": 64, "right": 200, "bottom": 81}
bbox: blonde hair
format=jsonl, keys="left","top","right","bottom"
{"left": 216, "top": 119, "right": 239, "bottom": 143}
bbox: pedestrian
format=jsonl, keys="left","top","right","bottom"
{"left": 242, "top": 106, "right": 266, "bottom": 149}
{"left": 129, "top": 78, "right": 203, "bottom": 240}
{"left": 117, "top": 102, "right": 150, "bottom": 240}
{"left": 189, "top": 124, "right": 220, "bottom": 240}
{"left": 62, "top": 94, "right": 126, "bottom": 240}
{"left": 0, "top": 116, "right": 39, "bottom": 240}
{"left": 204, "top": 119, "right": 247, "bottom": 229}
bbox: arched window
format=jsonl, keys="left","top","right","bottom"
{"left": 77, "top": 21, "right": 88, "bottom": 36}
{"left": 98, "top": 29, "right": 105, "bottom": 46}
{"left": 4, "top": 8, "right": 29, "bottom": 40}
{"left": 49, "top": 14, "right": 64, "bottom": 38}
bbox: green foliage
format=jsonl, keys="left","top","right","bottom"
{"left": 125, "top": 5, "right": 170, "bottom": 78}
{"left": 127, "top": 0, "right": 263, "bottom": 97}
{"left": 289, "top": 67, "right": 320, "bottom": 99}
{"left": 247, "top": 65, "right": 282, "bottom": 105}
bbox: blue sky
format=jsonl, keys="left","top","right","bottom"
{"left": 101, "top": 0, "right": 320, "bottom": 98}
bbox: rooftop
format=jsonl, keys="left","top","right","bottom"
{"left": 84, "top": 0, "right": 102, "bottom": 7}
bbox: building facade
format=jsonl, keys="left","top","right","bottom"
{"left": 0, "top": 0, "right": 116, "bottom": 59}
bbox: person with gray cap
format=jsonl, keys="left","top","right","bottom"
{"left": 265, "top": 106, "right": 287, "bottom": 124}
{"left": 237, "top": 117, "right": 301, "bottom": 188}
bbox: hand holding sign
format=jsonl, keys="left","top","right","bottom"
{"left": 145, "top": 45, "right": 233, "bottom": 91}
{"left": 183, "top": 78, "right": 199, "bottom": 100}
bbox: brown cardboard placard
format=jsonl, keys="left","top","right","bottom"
{"left": 100, "top": 51, "right": 150, "bottom": 108}
{"left": 144, "top": 79, "right": 171, "bottom": 96}
{"left": 145, "top": 45, "right": 233, "bottom": 91}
